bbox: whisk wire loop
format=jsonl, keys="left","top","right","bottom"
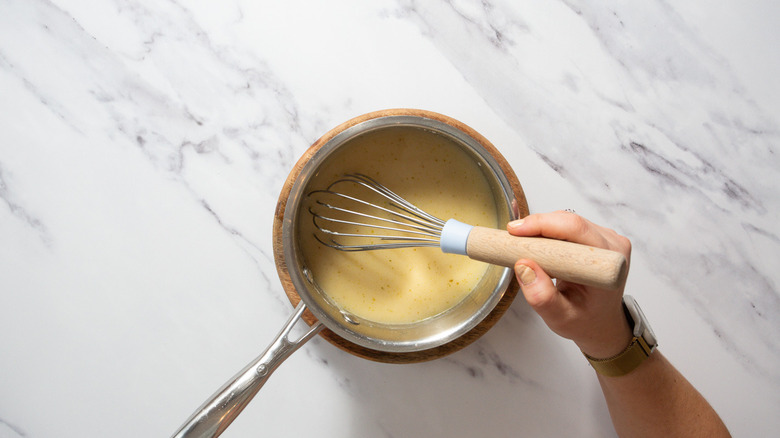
{"left": 309, "top": 208, "right": 441, "bottom": 240}
{"left": 328, "top": 174, "right": 445, "bottom": 227}
{"left": 311, "top": 192, "right": 443, "bottom": 235}
{"left": 307, "top": 173, "right": 447, "bottom": 251}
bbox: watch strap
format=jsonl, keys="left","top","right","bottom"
{"left": 583, "top": 336, "right": 653, "bottom": 377}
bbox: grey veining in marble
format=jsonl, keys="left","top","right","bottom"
{"left": 1, "top": 0, "right": 778, "bottom": 437}
{"left": 402, "top": 0, "right": 780, "bottom": 381}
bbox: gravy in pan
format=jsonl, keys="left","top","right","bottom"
{"left": 299, "top": 127, "right": 499, "bottom": 324}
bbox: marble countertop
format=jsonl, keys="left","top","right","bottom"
{"left": 1, "top": 1, "right": 778, "bottom": 436}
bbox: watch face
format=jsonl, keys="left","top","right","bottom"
{"left": 624, "top": 295, "right": 657, "bottom": 349}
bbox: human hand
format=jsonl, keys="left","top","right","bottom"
{"left": 509, "top": 211, "right": 633, "bottom": 358}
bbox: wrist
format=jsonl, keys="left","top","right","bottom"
{"left": 575, "top": 313, "right": 633, "bottom": 359}
{"left": 581, "top": 295, "right": 659, "bottom": 377}
{"left": 576, "top": 328, "right": 633, "bottom": 359}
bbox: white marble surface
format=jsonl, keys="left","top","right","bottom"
{"left": 1, "top": 0, "right": 778, "bottom": 436}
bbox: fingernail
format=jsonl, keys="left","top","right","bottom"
{"left": 507, "top": 219, "right": 525, "bottom": 231}
{"left": 515, "top": 264, "right": 536, "bottom": 285}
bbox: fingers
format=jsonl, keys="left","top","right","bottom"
{"left": 514, "top": 259, "right": 567, "bottom": 316}
{"left": 508, "top": 211, "right": 631, "bottom": 257}
{"left": 508, "top": 211, "right": 601, "bottom": 246}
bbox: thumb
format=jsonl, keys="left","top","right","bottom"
{"left": 514, "top": 259, "right": 567, "bottom": 321}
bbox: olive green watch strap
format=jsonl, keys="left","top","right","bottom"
{"left": 583, "top": 336, "right": 653, "bottom": 377}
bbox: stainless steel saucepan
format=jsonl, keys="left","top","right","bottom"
{"left": 171, "top": 109, "right": 525, "bottom": 437}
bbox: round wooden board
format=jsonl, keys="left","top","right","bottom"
{"left": 272, "top": 109, "right": 529, "bottom": 364}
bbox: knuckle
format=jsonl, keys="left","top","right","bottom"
{"left": 604, "top": 229, "right": 632, "bottom": 255}
{"left": 617, "top": 235, "right": 632, "bottom": 253}
{"left": 568, "top": 214, "right": 590, "bottom": 236}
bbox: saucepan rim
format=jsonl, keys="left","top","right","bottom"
{"left": 280, "top": 112, "right": 519, "bottom": 353}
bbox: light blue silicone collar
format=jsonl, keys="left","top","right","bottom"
{"left": 440, "top": 219, "right": 474, "bottom": 255}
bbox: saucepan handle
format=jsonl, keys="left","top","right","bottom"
{"left": 171, "top": 301, "right": 323, "bottom": 438}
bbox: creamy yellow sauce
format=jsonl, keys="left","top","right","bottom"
{"left": 299, "top": 127, "right": 499, "bottom": 324}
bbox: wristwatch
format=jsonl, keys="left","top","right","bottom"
{"left": 584, "top": 295, "right": 658, "bottom": 377}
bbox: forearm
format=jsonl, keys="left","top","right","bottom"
{"left": 596, "top": 350, "right": 730, "bottom": 438}
{"left": 508, "top": 213, "right": 729, "bottom": 436}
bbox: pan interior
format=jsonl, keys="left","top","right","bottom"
{"left": 287, "top": 119, "right": 514, "bottom": 352}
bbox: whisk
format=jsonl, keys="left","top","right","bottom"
{"left": 308, "top": 173, "right": 627, "bottom": 290}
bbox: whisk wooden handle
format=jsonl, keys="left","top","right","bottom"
{"left": 466, "top": 226, "right": 628, "bottom": 290}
